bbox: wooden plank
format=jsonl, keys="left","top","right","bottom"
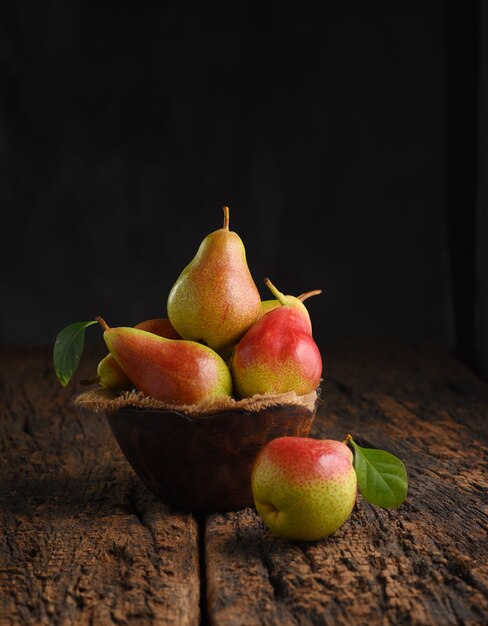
{"left": 0, "top": 346, "right": 200, "bottom": 626}
{"left": 205, "top": 341, "right": 488, "bottom": 626}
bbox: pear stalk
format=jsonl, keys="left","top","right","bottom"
{"left": 264, "top": 277, "right": 288, "bottom": 306}
{"left": 298, "top": 289, "right": 322, "bottom": 302}
{"left": 223, "top": 206, "right": 230, "bottom": 230}
{"left": 80, "top": 376, "right": 101, "bottom": 386}
{"left": 96, "top": 316, "right": 110, "bottom": 332}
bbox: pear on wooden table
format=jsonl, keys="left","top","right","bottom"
{"left": 81, "top": 318, "right": 181, "bottom": 390}
{"left": 230, "top": 278, "right": 323, "bottom": 398}
{"left": 167, "top": 206, "right": 261, "bottom": 356}
{"left": 97, "top": 317, "right": 233, "bottom": 405}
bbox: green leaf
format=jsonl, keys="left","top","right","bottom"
{"left": 349, "top": 437, "right": 408, "bottom": 508}
{"left": 53, "top": 321, "right": 98, "bottom": 387}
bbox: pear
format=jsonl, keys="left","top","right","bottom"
{"left": 259, "top": 289, "right": 322, "bottom": 319}
{"left": 252, "top": 437, "right": 357, "bottom": 541}
{"left": 97, "top": 317, "right": 233, "bottom": 405}
{"left": 81, "top": 318, "right": 181, "bottom": 390}
{"left": 135, "top": 317, "right": 181, "bottom": 339}
{"left": 167, "top": 206, "right": 261, "bottom": 355}
{"left": 80, "top": 353, "right": 134, "bottom": 390}
{"left": 230, "top": 278, "right": 323, "bottom": 398}
{"left": 218, "top": 289, "right": 322, "bottom": 364}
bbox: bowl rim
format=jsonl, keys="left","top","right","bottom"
{"left": 74, "top": 386, "right": 322, "bottom": 419}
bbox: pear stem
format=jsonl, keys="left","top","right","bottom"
{"left": 80, "top": 376, "right": 101, "bottom": 386}
{"left": 223, "top": 206, "right": 230, "bottom": 230}
{"left": 264, "top": 277, "right": 288, "bottom": 306}
{"left": 298, "top": 289, "right": 322, "bottom": 302}
{"left": 343, "top": 433, "right": 353, "bottom": 446}
{"left": 96, "top": 316, "right": 110, "bottom": 331}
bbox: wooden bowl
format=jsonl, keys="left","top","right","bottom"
{"left": 77, "top": 388, "right": 321, "bottom": 512}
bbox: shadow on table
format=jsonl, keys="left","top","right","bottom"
{"left": 0, "top": 472, "right": 168, "bottom": 519}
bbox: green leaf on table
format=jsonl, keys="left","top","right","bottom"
{"left": 348, "top": 437, "right": 408, "bottom": 508}
{"left": 53, "top": 320, "right": 98, "bottom": 387}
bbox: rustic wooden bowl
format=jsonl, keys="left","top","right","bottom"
{"left": 76, "top": 388, "right": 321, "bottom": 512}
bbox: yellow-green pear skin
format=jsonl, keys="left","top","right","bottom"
{"left": 258, "top": 289, "right": 322, "bottom": 321}
{"left": 80, "top": 354, "right": 133, "bottom": 390}
{"left": 167, "top": 206, "right": 261, "bottom": 354}
{"left": 96, "top": 354, "right": 133, "bottom": 390}
{"left": 259, "top": 299, "right": 281, "bottom": 317}
{"left": 100, "top": 322, "right": 233, "bottom": 405}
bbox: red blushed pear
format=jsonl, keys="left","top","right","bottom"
{"left": 230, "top": 278, "right": 323, "bottom": 398}
{"left": 135, "top": 317, "right": 181, "bottom": 339}
{"left": 252, "top": 437, "right": 357, "bottom": 541}
{"left": 96, "top": 317, "right": 232, "bottom": 405}
{"left": 81, "top": 318, "right": 181, "bottom": 390}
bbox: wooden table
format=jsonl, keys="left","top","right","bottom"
{"left": 1, "top": 341, "right": 488, "bottom": 626}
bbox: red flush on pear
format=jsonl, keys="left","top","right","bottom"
{"left": 97, "top": 317, "right": 233, "bottom": 405}
{"left": 81, "top": 317, "right": 181, "bottom": 390}
{"left": 252, "top": 436, "right": 357, "bottom": 541}
{"left": 230, "top": 278, "right": 323, "bottom": 398}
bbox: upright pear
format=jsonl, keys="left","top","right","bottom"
{"left": 97, "top": 317, "right": 232, "bottom": 405}
{"left": 81, "top": 318, "right": 181, "bottom": 390}
{"left": 167, "top": 206, "right": 261, "bottom": 355}
{"left": 230, "top": 278, "right": 323, "bottom": 398}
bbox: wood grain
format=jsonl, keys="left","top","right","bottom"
{"left": 0, "top": 346, "right": 200, "bottom": 626}
{"left": 2, "top": 342, "right": 488, "bottom": 626}
{"left": 204, "top": 341, "right": 488, "bottom": 626}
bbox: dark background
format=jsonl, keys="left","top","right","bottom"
{"left": 1, "top": 2, "right": 487, "bottom": 381}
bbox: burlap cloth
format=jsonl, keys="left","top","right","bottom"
{"left": 74, "top": 386, "right": 321, "bottom": 417}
